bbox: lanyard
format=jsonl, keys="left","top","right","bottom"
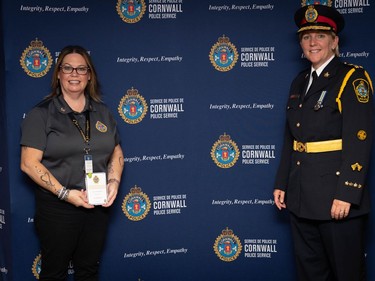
{"left": 68, "top": 111, "right": 91, "bottom": 154}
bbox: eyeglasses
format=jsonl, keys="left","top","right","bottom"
{"left": 60, "top": 65, "right": 90, "bottom": 75}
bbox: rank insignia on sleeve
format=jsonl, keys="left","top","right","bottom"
{"left": 345, "top": 181, "right": 362, "bottom": 189}
{"left": 351, "top": 162, "right": 363, "bottom": 172}
{"left": 353, "top": 79, "right": 370, "bottom": 103}
{"left": 357, "top": 130, "right": 367, "bottom": 141}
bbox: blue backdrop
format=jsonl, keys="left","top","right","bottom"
{"left": 1, "top": 0, "right": 374, "bottom": 280}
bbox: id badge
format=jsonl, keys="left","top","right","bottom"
{"left": 84, "top": 155, "right": 93, "bottom": 174}
{"left": 85, "top": 172, "right": 107, "bottom": 205}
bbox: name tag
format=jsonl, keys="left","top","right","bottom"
{"left": 85, "top": 172, "right": 107, "bottom": 205}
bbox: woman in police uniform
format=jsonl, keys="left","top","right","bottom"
{"left": 273, "top": 4, "right": 373, "bottom": 281}
{"left": 21, "top": 45, "right": 124, "bottom": 280}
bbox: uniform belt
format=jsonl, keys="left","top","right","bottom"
{"left": 293, "top": 139, "right": 342, "bottom": 153}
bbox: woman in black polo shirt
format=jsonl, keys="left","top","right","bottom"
{"left": 20, "top": 45, "right": 124, "bottom": 281}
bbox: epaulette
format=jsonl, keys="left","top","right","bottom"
{"left": 343, "top": 62, "right": 373, "bottom": 93}
{"left": 343, "top": 62, "right": 363, "bottom": 69}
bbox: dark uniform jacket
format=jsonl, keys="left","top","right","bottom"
{"left": 275, "top": 57, "right": 373, "bottom": 220}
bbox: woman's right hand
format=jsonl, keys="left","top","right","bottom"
{"left": 273, "top": 189, "right": 286, "bottom": 210}
{"left": 66, "top": 189, "right": 94, "bottom": 209}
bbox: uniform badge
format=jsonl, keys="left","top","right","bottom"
{"left": 305, "top": 6, "right": 318, "bottom": 23}
{"left": 351, "top": 163, "right": 363, "bottom": 172}
{"left": 213, "top": 227, "right": 242, "bottom": 262}
{"left": 20, "top": 38, "right": 53, "bottom": 78}
{"left": 116, "top": 0, "right": 146, "bottom": 24}
{"left": 353, "top": 79, "right": 370, "bottom": 103}
{"left": 209, "top": 35, "right": 239, "bottom": 72}
{"left": 118, "top": 87, "right": 148, "bottom": 124}
{"left": 122, "top": 185, "right": 151, "bottom": 221}
{"left": 211, "top": 133, "right": 240, "bottom": 168}
{"left": 357, "top": 130, "right": 367, "bottom": 141}
{"left": 95, "top": 121, "right": 108, "bottom": 133}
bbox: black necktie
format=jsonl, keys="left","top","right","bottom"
{"left": 311, "top": 71, "right": 318, "bottom": 85}
{"left": 306, "top": 71, "right": 317, "bottom": 95}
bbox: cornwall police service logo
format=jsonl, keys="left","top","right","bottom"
{"left": 118, "top": 87, "right": 148, "bottom": 124}
{"left": 122, "top": 185, "right": 151, "bottom": 221}
{"left": 213, "top": 227, "right": 242, "bottom": 262}
{"left": 211, "top": 133, "right": 240, "bottom": 168}
{"left": 302, "top": 0, "right": 332, "bottom": 6}
{"left": 209, "top": 35, "right": 239, "bottom": 72}
{"left": 20, "top": 38, "right": 53, "bottom": 78}
{"left": 117, "top": 0, "right": 146, "bottom": 23}
{"left": 32, "top": 254, "right": 42, "bottom": 279}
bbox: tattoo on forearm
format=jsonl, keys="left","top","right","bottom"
{"left": 108, "top": 178, "right": 120, "bottom": 185}
{"left": 34, "top": 165, "right": 56, "bottom": 193}
{"left": 41, "top": 172, "right": 56, "bottom": 192}
{"left": 107, "top": 161, "right": 114, "bottom": 174}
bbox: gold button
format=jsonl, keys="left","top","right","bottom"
{"left": 299, "top": 104, "right": 303, "bottom": 108}
{"left": 297, "top": 161, "right": 301, "bottom": 166}
{"left": 296, "top": 123, "right": 300, "bottom": 127}
{"left": 336, "top": 171, "right": 340, "bottom": 176}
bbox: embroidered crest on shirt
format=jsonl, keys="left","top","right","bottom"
{"left": 96, "top": 121, "right": 107, "bottom": 133}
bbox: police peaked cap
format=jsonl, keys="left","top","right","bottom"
{"left": 294, "top": 4, "right": 345, "bottom": 34}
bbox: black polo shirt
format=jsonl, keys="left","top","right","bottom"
{"left": 21, "top": 94, "right": 120, "bottom": 192}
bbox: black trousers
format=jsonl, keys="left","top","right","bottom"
{"left": 290, "top": 213, "right": 367, "bottom": 281}
{"left": 35, "top": 200, "right": 109, "bottom": 281}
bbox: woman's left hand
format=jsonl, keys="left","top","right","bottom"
{"left": 331, "top": 199, "right": 351, "bottom": 220}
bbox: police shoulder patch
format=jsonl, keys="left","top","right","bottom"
{"left": 353, "top": 78, "right": 370, "bottom": 103}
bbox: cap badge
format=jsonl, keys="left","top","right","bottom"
{"left": 305, "top": 6, "right": 318, "bottom": 23}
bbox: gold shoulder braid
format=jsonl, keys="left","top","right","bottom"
{"left": 336, "top": 67, "right": 356, "bottom": 113}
